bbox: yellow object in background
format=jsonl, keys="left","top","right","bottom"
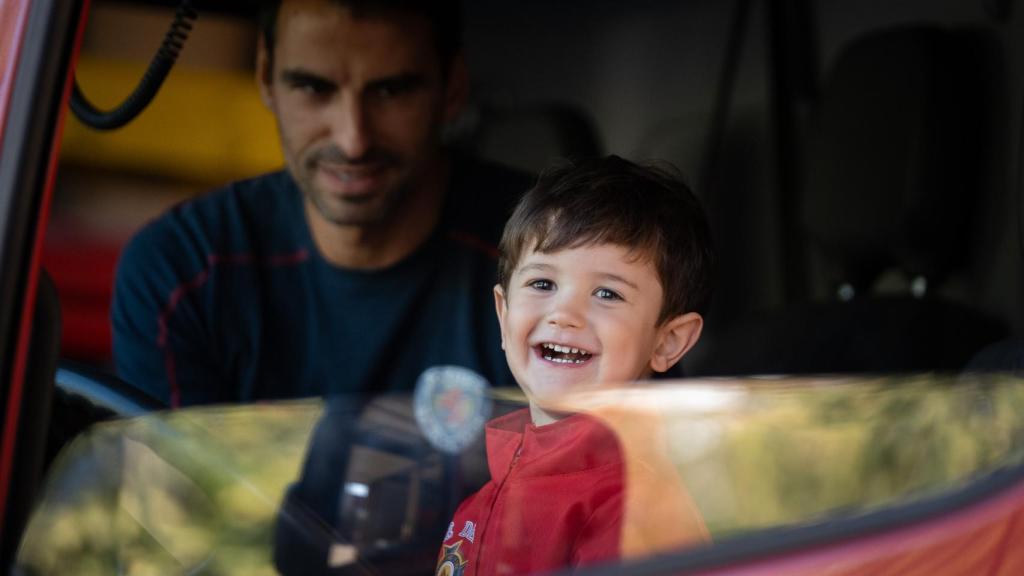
{"left": 62, "top": 56, "right": 283, "bottom": 186}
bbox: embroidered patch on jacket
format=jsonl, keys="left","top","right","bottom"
{"left": 458, "top": 520, "right": 477, "bottom": 543}
{"left": 435, "top": 541, "right": 468, "bottom": 576}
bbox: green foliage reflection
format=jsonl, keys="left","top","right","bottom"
{"left": 667, "top": 375, "right": 1024, "bottom": 537}
{"left": 17, "top": 401, "right": 322, "bottom": 575}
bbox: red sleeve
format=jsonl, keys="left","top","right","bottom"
{"left": 571, "top": 493, "right": 623, "bottom": 568}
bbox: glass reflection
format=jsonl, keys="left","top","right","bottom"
{"left": 15, "top": 374, "right": 1024, "bottom": 575}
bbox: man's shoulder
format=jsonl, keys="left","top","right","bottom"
{"left": 174, "top": 170, "right": 297, "bottom": 228}
{"left": 128, "top": 171, "right": 300, "bottom": 252}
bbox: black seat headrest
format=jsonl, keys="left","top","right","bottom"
{"left": 802, "top": 25, "right": 1000, "bottom": 292}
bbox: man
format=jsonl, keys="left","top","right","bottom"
{"left": 112, "top": 0, "right": 529, "bottom": 407}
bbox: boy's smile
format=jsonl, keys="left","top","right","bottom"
{"left": 538, "top": 342, "right": 592, "bottom": 364}
{"left": 495, "top": 243, "right": 700, "bottom": 425}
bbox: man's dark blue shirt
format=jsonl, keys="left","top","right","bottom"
{"left": 112, "top": 156, "right": 529, "bottom": 407}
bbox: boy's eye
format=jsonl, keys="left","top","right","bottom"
{"left": 528, "top": 279, "right": 554, "bottom": 291}
{"left": 594, "top": 287, "right": 623, "bottom": 301}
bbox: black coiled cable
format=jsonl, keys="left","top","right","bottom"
{"left": 70, "top": 0, "right": 198, "bottom": 130}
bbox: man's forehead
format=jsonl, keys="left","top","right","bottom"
{"left": 275, "top": 0, "right": 438, "bottom": 51}
{"left": 272, "top": 0, "right": 441, "bottom": 73}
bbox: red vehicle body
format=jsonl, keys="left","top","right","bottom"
{"left": 4, "top": 1, "right": 1024, "bottom": 574}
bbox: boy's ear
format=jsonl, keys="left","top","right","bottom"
{"left": 649, "top": 312, "right": 704, "bottom": 374}
{"left": 493, "top": 284, "right": 508, "bottom": 351}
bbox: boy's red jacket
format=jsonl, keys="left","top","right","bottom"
{"left": 436, "top": 408, "right": 624, "bottom": 576}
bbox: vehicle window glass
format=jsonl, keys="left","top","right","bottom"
{"left": 17, "top": 376, "right": 1024, "bottom": 574}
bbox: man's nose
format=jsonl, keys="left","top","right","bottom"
{"left": 331, "top": 94, "right": 371, "bottom": 159}
{"left": 547, "top": 292, "right": 586, "bottom": 329}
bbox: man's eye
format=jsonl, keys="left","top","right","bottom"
{"left": 368, "top": 77, "right": 420, "bottom": 100}
{"left": 528, "top": 279, "right": 554, "bottom": 291}
{"left": 594, "top": 288, "right": 623, "bottom": 301}
{"left": 371, "top": 84, "right": 399, "bottom": 99}
{"left": 292, "top": 79, "right": 333, "bottom": 96}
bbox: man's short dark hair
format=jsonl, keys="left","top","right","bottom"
{"left": 258, "top": 0, "right": 462, "bottom": 76}
{"left": 498, "top": 155, "right": 715, "bottom": 322}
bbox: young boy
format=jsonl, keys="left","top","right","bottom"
{"left": 435, "top": 155, "right": 714, "bottom": 575}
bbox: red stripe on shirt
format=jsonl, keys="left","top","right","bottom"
{"left": 157, "top": 248, "right": 310, "bottom": 408}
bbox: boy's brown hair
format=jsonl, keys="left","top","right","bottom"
{"left": 498, "top": 155, "right": 714, "bottom": 323}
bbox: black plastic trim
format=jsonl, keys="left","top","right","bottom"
{"left": 0, "top": 0, "right": 85, "bottom": 559}
{"left": 0, "top": 0, "right": 81, "bottom": 403}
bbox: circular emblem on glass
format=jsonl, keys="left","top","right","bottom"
{"left": 414, "top": 366, "right": 492, "bottom": 454}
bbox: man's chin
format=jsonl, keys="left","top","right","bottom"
{"left": 313, "top": 167, "right": 391, "bottom": 199}
{"left": 305, "top": 193, "right": 391, "bottom": 227}
{"left": 299, "top": 165, "right": 419, "bottom": 228}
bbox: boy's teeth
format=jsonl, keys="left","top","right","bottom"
{"left": 540, "top": 342, "right": 592, "bottom": 363}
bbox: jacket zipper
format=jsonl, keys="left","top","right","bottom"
{"left": 473, "top": 439, "right": 524, "bottom": 571}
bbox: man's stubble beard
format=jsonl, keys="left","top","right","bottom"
{"left": 291, "top": 139, "right": 412, "bottom": 228}
{"left": 303, "top": 173, "right": 413, "bottom": 228}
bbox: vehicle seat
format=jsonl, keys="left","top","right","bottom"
{"left": 690, "top": 25, "right": 1006, "bottom": 376}
{"left": 455, "top": 102, "right": 603, "bottom": 174}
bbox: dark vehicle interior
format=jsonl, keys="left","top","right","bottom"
{"left": 5, "top": 0, "right": 1024, "bottom": 573}
{"left": 47, "top": 0, "right": 1024, "bottom": 380}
